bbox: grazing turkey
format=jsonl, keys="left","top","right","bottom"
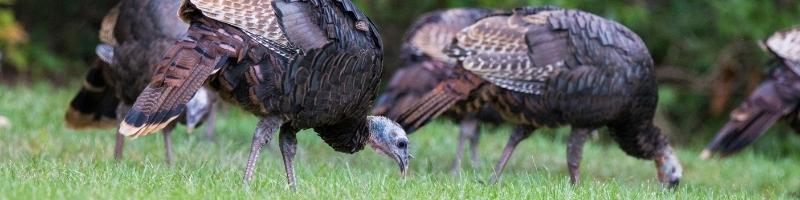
{"left": 118, "top": 0, "right": 410, "bottom": 188}
{"left": 397, "top": 6, "right": 682, "bottom": 187}
{"left": 373, "top": 8, "right": 504, "bottom": 174}
{"left": 64, "top": 0, "right": 216, "bottom": 165}
{"left": 702, "top": 27, "right": 800, "bottom": 159}
{"left": 376, "top": 8, "right": 598, "bottom": 179}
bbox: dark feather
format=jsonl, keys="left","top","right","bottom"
{"left": 65, "top": 58, "right": 119, "bottom": 129}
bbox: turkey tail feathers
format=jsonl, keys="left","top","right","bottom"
{"left": 703, "top": 111, "right": 783, "bottom": 159}
{"left": 702, "top": 82, "right": 795, "bottom": 158}
{"left": 65, "top": 59, "right": 119, "bottom": 129}
{"left": 120, "top": 21, "right": 238, "bottom": 138}
{"left": 396, "top": 73, "right": 484, "bottom": 132}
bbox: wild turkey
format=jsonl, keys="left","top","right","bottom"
{"left": 373, "top": 8, "right": 505, "bottom": 174}
{"left": 397, "top": 6, "right": 682, "bottom": 187}
{"left": 118, "top": 0, "right": 410, "bottom": 188}
{"left": 376, "top": 8, "right": 599, "bottom": 180}
{"left": 702, "top": 27, "right": 800, "bottom": 159}
{"left": 64, "top": 0, "right": 216, "bottom": 165}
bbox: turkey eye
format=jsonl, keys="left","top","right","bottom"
{"left": 397, "top": 141, "right": 407, "bottom": 149}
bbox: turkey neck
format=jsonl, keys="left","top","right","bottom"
{"left": 607, "top": 120, "right": 667, "bottom": 160}
{"left": 313, "top": 118, "right": 370, "bottom": 154}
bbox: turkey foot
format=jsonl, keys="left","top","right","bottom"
{"left": 280, "top": 129, "right": 298, "bottom": 190}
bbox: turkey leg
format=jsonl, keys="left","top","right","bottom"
{"left": 244, "top": 117, "right": 283, "bottom": 184}
{"left": 114, "top": 104, "right": 131, "bottom": 161}
{"left": 279, "top": 128, "right": 298, "bottom": 189}
{"left": 204, "top": 102, "right": 217, "bottom": 141}
{"left": 489, "top": 125, "right": 534, "bottom": 184}
{"left": 567, "top": 128, "right": 591, "bottom": 185}
{"left": 162, "top": 123, "right": 176, "bottom": 165}
{"left": 451, "top": 117, "right": 478, "bottom": 175}
{"left": 114, "top": 133, "right": 125, "bottom": 160}
{"left": 469, "top": 122, "right": 482, "bottom": 168}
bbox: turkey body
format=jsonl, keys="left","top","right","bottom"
{"left": 372, "top": 8, "right": 504, "bottom": 173}
{"left": 397, "top": 7, "right": 682, "bottom": 187}
{"left": 119, "top": 0, "right": 409, "bottom": 188}
{"left": 201, "top": 0, "right": 384, "bottom": 152}
{"left": 703, "top": 27, "right": 800, "bottom": 158}
{"left": 65, "top": 0, "right": 216, "bottom": 164}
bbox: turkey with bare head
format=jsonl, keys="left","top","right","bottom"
{"left": 118, "top": 0, "right": 409, "bottom": 188}
{"left": 397, "top": 6, "right": 682, "bottom": 188}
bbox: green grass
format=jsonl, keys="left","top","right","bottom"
{"left": 0, "top": 83, "right": 799, "bottom": 199}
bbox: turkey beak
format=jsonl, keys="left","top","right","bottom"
{"left": 186, "top": 123, "right": 197, "bottom": 134}
{"left": 397, "top": 154, "right": 409, "bottom": 177}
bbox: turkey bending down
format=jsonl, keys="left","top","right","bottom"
{"left": 373, "top": 8, "right": 506, "bottom": 174}
{"left": 396, "top": 6, "right": 682, "bottom": 187}
{"left": 64, "top": 0, "right": 217, "bottom": 165}
{"left": 375, "top": 8, "right": 598, "bottom": 180}
{"left": 702, "top": 27, "right": 800, "bottom": 159}
{"left": 118, "top": 0, "right": 410, "bottom": 188}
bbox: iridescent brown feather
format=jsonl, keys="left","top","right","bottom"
{"left": 402, "top": 8, "right": 498, "bottom": 64}
{"left": 120, "top": 17, "right": 239, "bottom": 138}
{"left": 183, "top": 0, "right": 290, "bottom": 46}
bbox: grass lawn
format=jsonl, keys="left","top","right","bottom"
{"left": 0, "top": 83, "right": 799, "bottom": 199}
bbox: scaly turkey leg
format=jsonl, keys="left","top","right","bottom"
{"left": 451, "top": 117, "right": 478, "bottom": 175}
{"left": 567, "top": 128, "right": 591, "bottom": 185}
{"left": 280, "top": 128, "right": 298, "bottom": 189}
{"left": 244, "top": 117, "right": 283, "bottom": 184}
{"left": 489, "top": 125, "right": 534, "bottom": 184}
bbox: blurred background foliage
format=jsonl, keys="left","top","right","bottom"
{"left": 0, "top": 0, "right": 798, "bottom": 152}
